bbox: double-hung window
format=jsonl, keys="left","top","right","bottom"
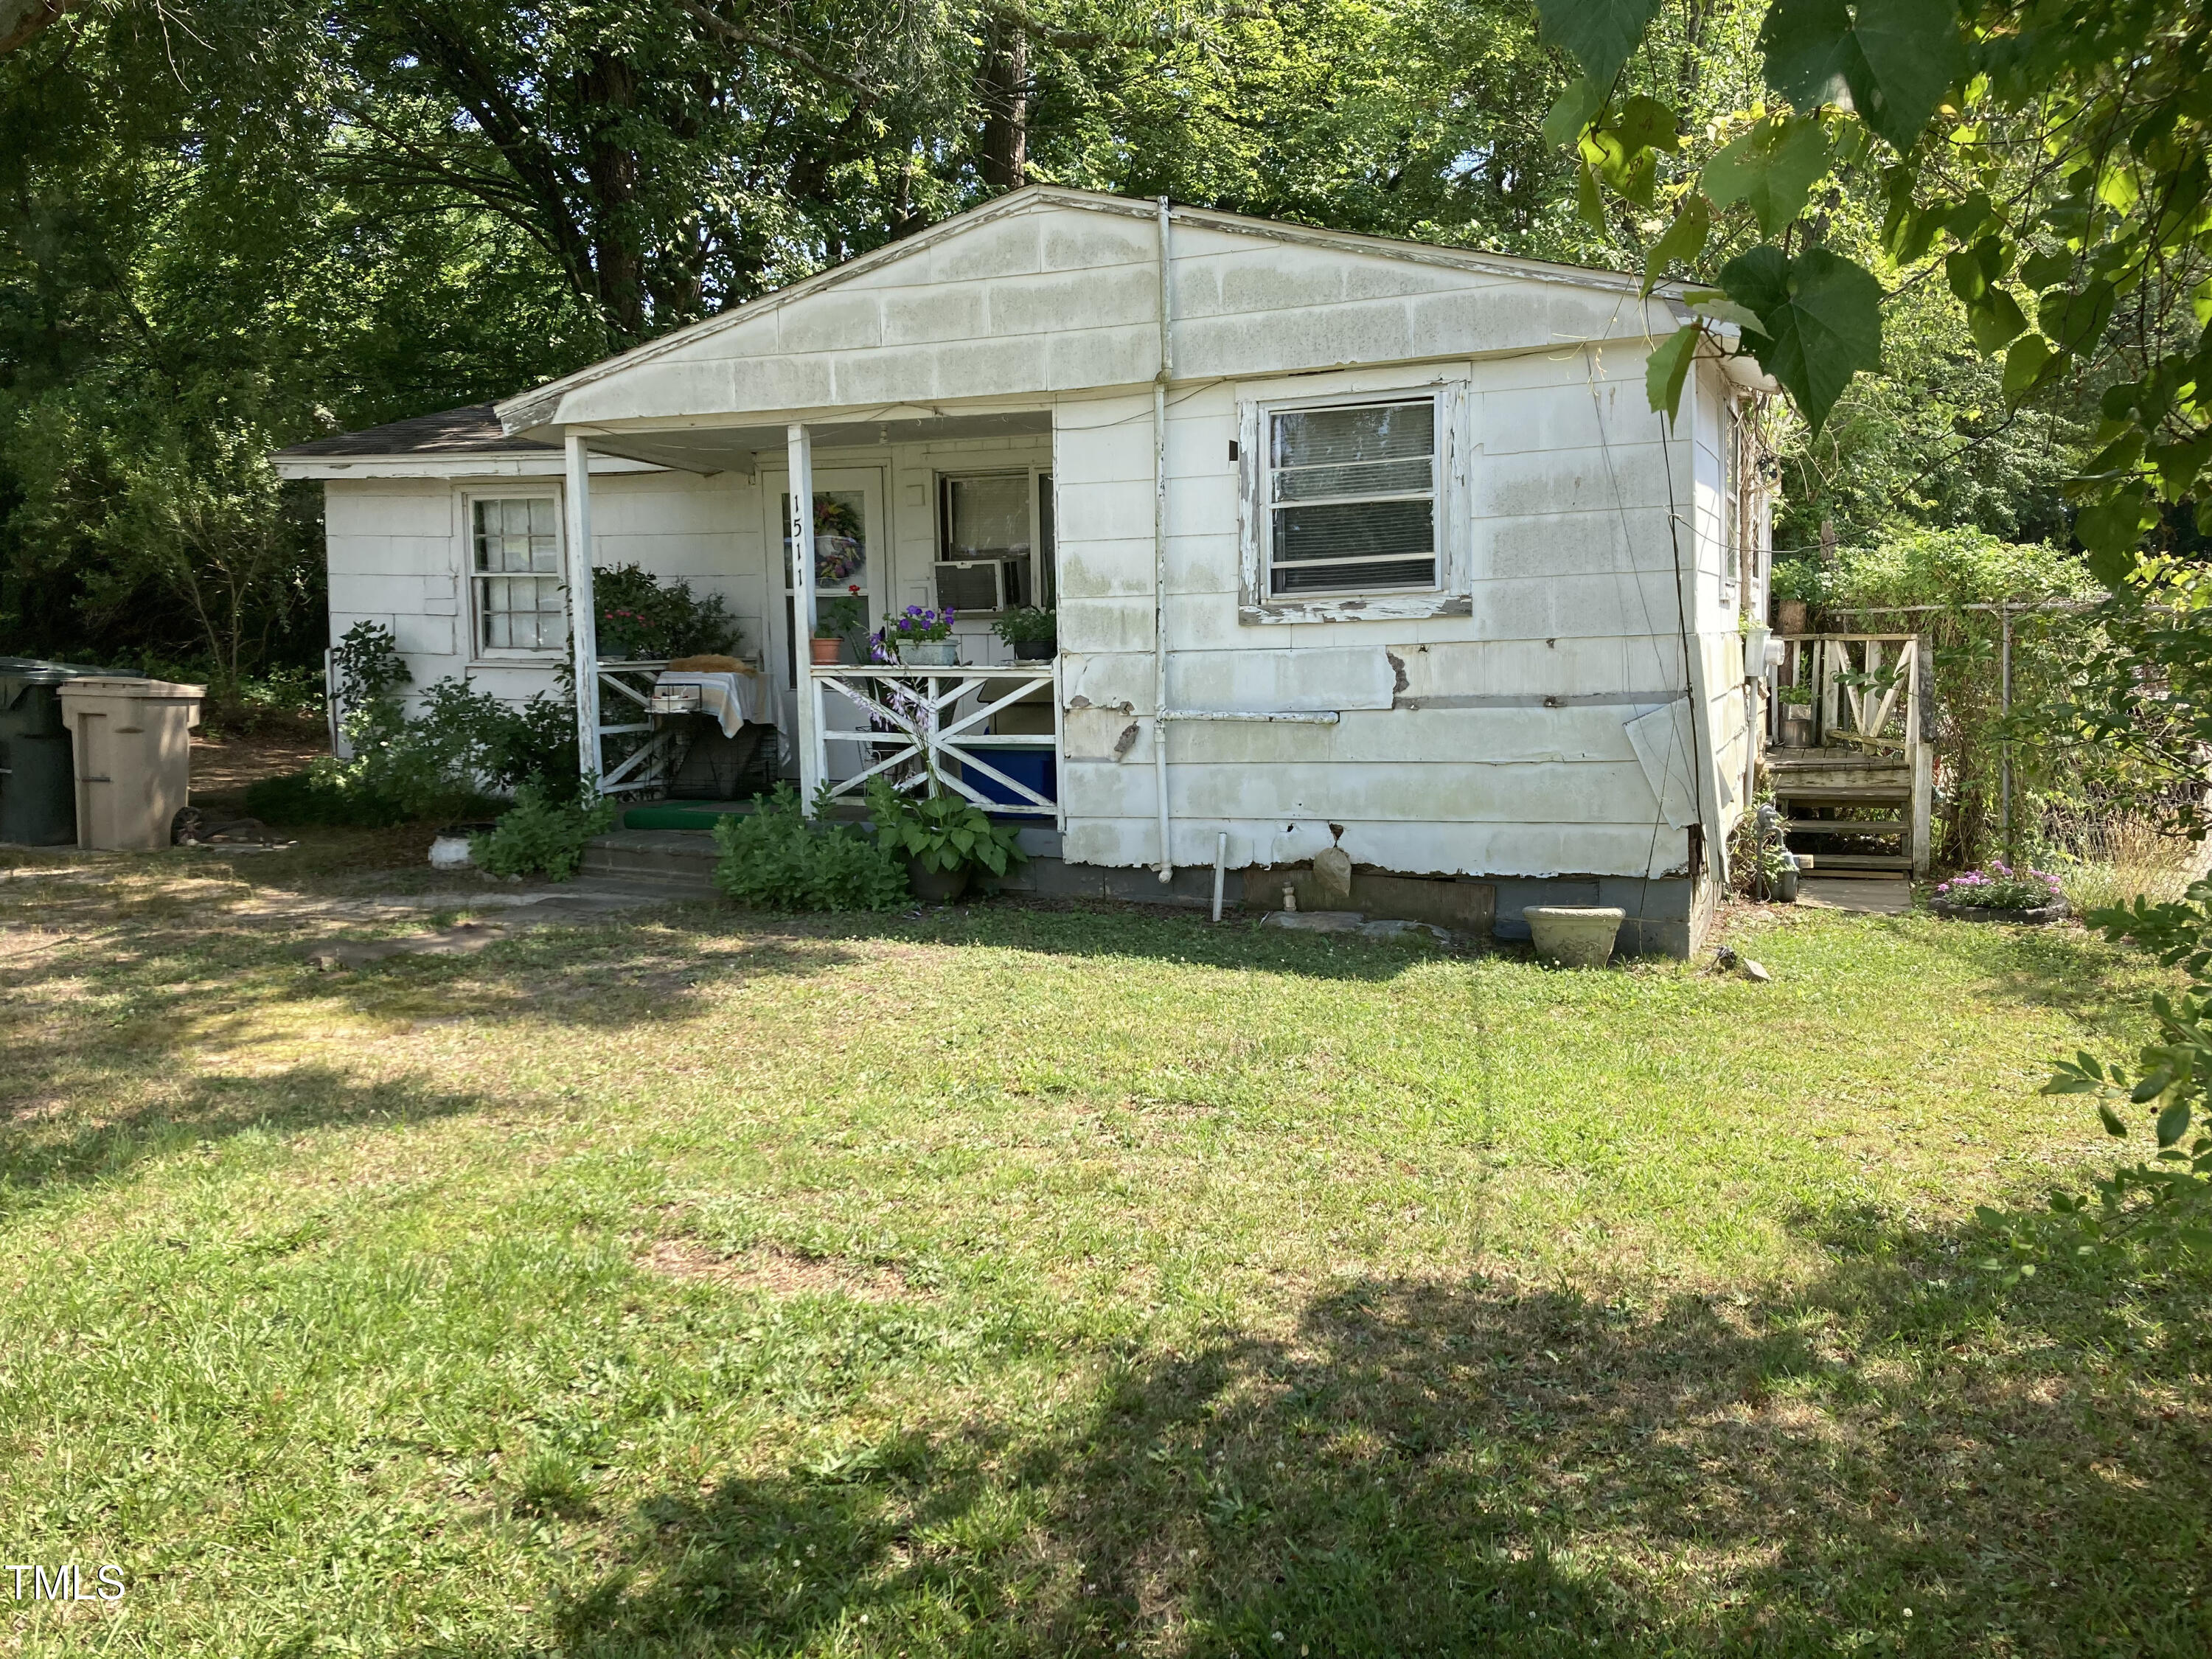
{"left": 1263, "top": 397, "right": 1440, "bottom": 598}
{"left": 470, "top": 497, "right": 565, "bottom": 653}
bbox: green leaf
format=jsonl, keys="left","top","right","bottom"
{"left": 1543, "top": 77, "right": 1607, "bottom": 149}
{"left": 1644, "top": 322, "right": 1700, "bottom": 422}
{"left": 1683, "top": 291, "right": 1768, "bottom": 334}
{"left": 1576, "top": 163, "right": 1608, "bottom": 233}
{"left": 2098, "top": 1102, "right": 2130, "bottom": 1137}
{"left": 1759, "top": 0, "right": 1966, "bottom": 152}
{"left": 1944, "top": 246, "right": 1989, "bottom": 305}
{"left": 2156, "top": 1100, "right": 2191, "bottom": 1148}
{"left": 1966, "top": 290, "right": 2028, "bottom": 354}
{"left": 2020, "top": 247, "right": 2074, "bottom": 291}
{"left": 1534, "top": 0, "right": 1665, "bottom": 86}
{"left": 1703, "top": 114, "right": 1832, "bottom": 238}
{"left": 1717, "top": 245, "right": 1884, "bottom": 437}
{"left": 1641, "top": 195, "right": 1710, "bottom": 295}
{"left": 2002, "top": 334, "right": 2057, "bottom": 404}
{"left": 2076, "top": 484, "right": 2154, "bottom": 585}
{"left": 2039, "top": 279, "right": 2117, "bottom": 357}
{"left": 2149, "top": 436, "right": 2212, "bottom": 500}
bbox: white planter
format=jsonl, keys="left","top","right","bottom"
{"left": 1524, "top": 905, "right": 1624, "bottom": 969}
{"left": 898, "top": 641, "right": 959, "bottom": 667}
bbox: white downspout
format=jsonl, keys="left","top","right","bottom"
{"left": 1152, "top": 195, "right": 1174, "bottom": 883}
{"left": 787, "top": 422, "right": 822, "bottom": 813}
{"left": 563, "top": 431, "right": 600, "bottom": 790}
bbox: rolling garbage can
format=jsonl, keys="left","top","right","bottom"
{"left": 0, "top": 657, "right": 109, "bottom": 846}
{"left": 57, "top": 676, "right": 204, "bottom": 850}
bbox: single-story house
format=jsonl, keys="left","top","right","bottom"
{"left": 272, "top": 184, "right": 1775, "bottom": 954}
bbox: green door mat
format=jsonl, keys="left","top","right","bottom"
{"left": 622, "top": 802, "right": 757, "bottom": 831}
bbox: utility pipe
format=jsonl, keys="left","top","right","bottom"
{"left": 1211, "top": 830, "right": 1228, "bottom": 922}
{"left": 563, "top": 431, "right": 601, "bottom": 790}
{"left": 1152, "top": 195, "right": 1175, "bottom": 882}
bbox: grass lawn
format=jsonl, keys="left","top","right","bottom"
{"left": 3, "top": 841, "right": 2208, "bottom": 1656}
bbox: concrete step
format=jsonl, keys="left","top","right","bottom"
{"left": 582, "top": 829, "right": 720, "bottom": 896}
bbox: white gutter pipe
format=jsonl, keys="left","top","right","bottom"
{"left": 1153, "top": 195, "right": 1174, "bottom": 883}
{"left": 564, "top": 431, "right": 601, "bottom": 790}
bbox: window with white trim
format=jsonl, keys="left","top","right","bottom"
{"left": 1263, "top": 397, "right": 1440, "bottom": 597}
{"left": 470, "top": 497, "right": 565, "bottom": 653}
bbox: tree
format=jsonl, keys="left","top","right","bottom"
{"left": 1534, "top": 0, "right": 2209, "bottom": 583}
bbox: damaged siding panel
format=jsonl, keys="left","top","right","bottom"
{"left": 1065, "top": 815, "right": 1694, "bottom": 880}
{"left": 1063, "top": 755, "right": 1672, "bottom": 825}
{"left": 1393, "top": 638, "right": 1687, "bottom": 700}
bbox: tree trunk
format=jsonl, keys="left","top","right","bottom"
{"left": 978, "top": 17, "right": 1028, "bottom": 192}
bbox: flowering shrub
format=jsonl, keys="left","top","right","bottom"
{"left": 870, "top": 605, "right": 955, "bottom": 658}
{"left": 593, "top": 563, "right": 742, "bottom": 661}
{"left": 1935, "top": 862, "right": 2065, "bottom": 911}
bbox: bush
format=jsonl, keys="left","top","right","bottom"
{"left": 243, "top": 767, "right": 415, "bottom": 828}
{"left": 593, "top": 564, "right": 742, "bottom": 661}
{"left": 470, "top": 785, "right": 616, "bottom": 881}
{"left": 862, "top": 776, "right": 1027, "bottom": 880}
{"left": 710, "top": 785, "right": 908, "bottom": 911}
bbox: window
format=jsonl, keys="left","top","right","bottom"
{"left": 1264, "top": 398, "right": 1439, "bottom": 597}
{"left": 470, "top": 497, "right": 564, "bottom": 653}
{"left": 936, "top": 471, "right": 1046, "bottom": 613}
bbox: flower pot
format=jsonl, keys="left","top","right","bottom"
{"left": 809, "top": 635, "right": 844, "bottom": 666}
{"left": 906, "top": 858, "right": 970, "bottom": 904}
{"left": 1930, "top": 897, "right": 2069, "bottom": 925}
{"left": 899, "top": 641, "right": 959, "bottom": 667}
{"left": 1776, "top": 597, "right": 1809, "bottom": 634}
{"left": 1524, "top": 905, "right": 1624, "bottom": 969}
{"left": 1011, "top": 637, "right": 1056, "bottom": 661}
{"left": 1779, "top": 711, "right": 1814, "bottom": 748}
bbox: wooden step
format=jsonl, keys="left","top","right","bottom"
{"left": 1781, "top": 817, "right": 1902, "bottom": 835}
{"left": 1792, "top": 851, "right": 1913, "bottom": 873}
{"left": 1772, "top": 785, "right": 1910, "bottom": 804}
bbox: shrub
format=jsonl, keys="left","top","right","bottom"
{"left": 710, "top": 785, "right": 908, "bottom": 911}
{"left": 862, "top": 776, "right": 1026, "bottom": 880}
{"left": 243, "top": 767, "right": 414, "bottom": 828}
{"left": 471, "top": 785, "right": 615, "bottom": 881}
{"left": 593, "top": 564, "right": 742, "bottom": 661}
{"left": 990, "top": 605, "right": 1057, "bottom": 644}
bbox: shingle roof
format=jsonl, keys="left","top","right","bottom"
{"left": 272, "top": 404, "right": 557, "bottom": 459}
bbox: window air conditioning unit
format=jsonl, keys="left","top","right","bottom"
{"left": 933, "top": 558, "right": 1018, "bottom": 613}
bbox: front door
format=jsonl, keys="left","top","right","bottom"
{"left": 762, "top": 466, "right": 886, "bottom": 780}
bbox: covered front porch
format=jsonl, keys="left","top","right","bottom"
{"left": 555, "top": 406, "right": 1065, "bottom": 829}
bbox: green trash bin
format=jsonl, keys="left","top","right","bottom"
{"left": 0, "top": 657, "right": 109, "bottom": 846}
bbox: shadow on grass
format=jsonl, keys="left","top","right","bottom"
{"left": 0, "top": 1063, "right": 492, "bottom": 1211}
{"left": 481, "top": 1237, "right": 2210, "bottom": 1659}
{"left": 1863, "top": 909, "right": 2159, "bottom": 1037}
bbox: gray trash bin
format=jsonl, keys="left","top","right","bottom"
{"left": 0, "top": 657, "right": 109, "bottom": 846}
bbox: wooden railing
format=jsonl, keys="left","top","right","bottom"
{"left": 1771, "top": 633, "right": 1921, "bottom": 753}
{"left": 810, "top": 662, "right": 1060, "bottom": 818}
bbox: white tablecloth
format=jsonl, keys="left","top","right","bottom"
{"left": 655, "top": 669, "right": 765, "bottom": 738}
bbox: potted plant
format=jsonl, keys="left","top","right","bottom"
{"left": 992, "top": 605, "right": 1057, "bottom": 661}
{"left": 1777, "top": 682, "right": 1815, "bottom": 748}
{"left": 862, "top": 776, "right": 1026, "bottom": 902}
{"left": 1770, "top": 559, "right": 1822, "bottom": 636}
{"left": 873, "top": 605, "right": 959, "bottom": 668}
{"left": 811, "top": 585, "right": 865, "bottom": 666}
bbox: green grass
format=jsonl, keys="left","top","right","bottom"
{"left": 3, "top": 844, "right": 2208, "bottom": 1655}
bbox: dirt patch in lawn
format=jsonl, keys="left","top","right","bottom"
{"left": 189, "top": 731, "right": 330, "bottom": 805}
{"left": 641, "top": 1239, "right": 918, "bottom": 1303}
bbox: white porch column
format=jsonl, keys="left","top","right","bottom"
{"left": 786, "top": 422, "right": 822, "bottom": 813}
{"left": 563, "top": 432, "right": 600, "bottom": 790}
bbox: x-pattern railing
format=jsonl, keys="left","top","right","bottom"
{"left": 811, "top": 663, "right": 1058, "bottom": 815}
{"left": 594, "top": 659, "right": 680, "bottom": 793}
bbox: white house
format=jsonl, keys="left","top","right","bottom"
{"left": 273, "top": 185, "right": 1774, "bottom": 955}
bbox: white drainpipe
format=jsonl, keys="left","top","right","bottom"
{"left": 563, "top": 431, "right": 600, "bottom": 790}
{"left": 1152, "top": 195, "right": 1175, "bottom": 882}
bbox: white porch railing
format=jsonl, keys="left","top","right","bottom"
{"left": 810, "top": 662, "right": 1061, "bottom": 818}
{"left": 592, "top": 659, "right": 681, "bottom": 794}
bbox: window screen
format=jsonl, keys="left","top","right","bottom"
{"left": 472, "top": 498, "right": 564, "bottom": 651}
{"left": 1266, "top": 400, "right": 1437, "bottom": 597}
{"left": 937, "top": 473, "right": 1035, "bottom": 613}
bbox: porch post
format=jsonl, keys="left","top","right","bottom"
{"left": 787, "top": 422, "right": 822, "bottom": 813}
{"left": 564, "top": 432, "right": 600, "bottom": 790}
